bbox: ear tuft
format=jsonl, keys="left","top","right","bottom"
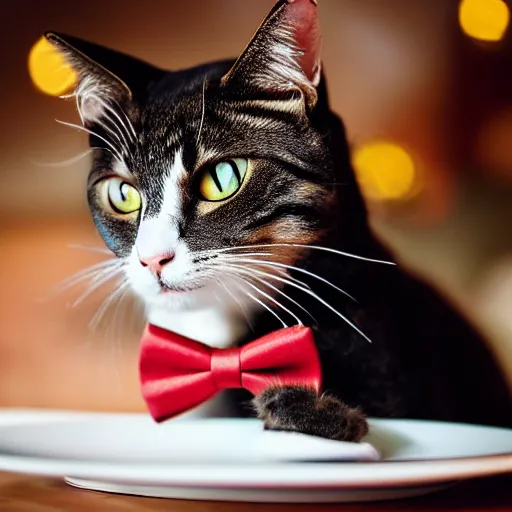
{"left": 40, "top": 32, "right": 133, "bottom": 126}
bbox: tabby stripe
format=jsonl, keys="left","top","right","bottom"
{"left": 278, "top": 161, "right": 327, "bottom": 183}
{"left": 210, "top": 168, "right": 223, "bottom": 192}
{"left": 245, "top": 204, "right": 320, "bottom": 231}
{"left": 229, "top": 160, "right": 242, "bottom": 184}
{"left": 233, "top": 106, "right": 298, "bottom": 126}
{"left": 222, "top": 88, "right": 300, "bottom": 103}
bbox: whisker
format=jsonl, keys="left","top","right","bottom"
{"left": 85, "top": 94, "right": 135, "bottom": 162}
{"left": 89, "top": 281, "right": 128, "bottom": 332}
{"left": 56, "top": 119, "right": 124, "bottom": 163}
{"left": 225, "top": 262, "right": 372, "bottom": 343}
{"left": 29, "top": 148, "right": 100, "bottom": 168}
{"left": 45, "top": 259, "right": 122, "bottom": 298}
{"left": 71, "top": 265, "right": 126, "bottom": 308}
{"left": 273, "top": 268, "right": 312, "bottom": 291}
{"left": 89, "top": 93, "right": 136, "bottom": 146}
{"left": 215, "top": 278, "right": 254, "bottom": 332}
{"left": 201, "top": 244, "right": 394, "bottom": 265}
{"left": 232, "top": 270, "right": 303, "bottom": 326}
{"left": 196, "top": 78, "right": 207, "bottom": 144}
{"left": 194, "top": 250, "right": 275, "bottom": 259}
{"left": 229, "top": 276, "right": 288, "bottom": 328}
{"left": 113, "top": 99, "right": 137, "bottom": 142}
{"left": 68, "top": 244, "right": 112, "bottom": 255}
{"left": 107, "top": 283, "right": 132, "bottom": 341}
{"left": 221, "top": 264, "right": 315, "bottom": 325}
{"left": 220, "top": 256, "right": 356, "bottom": 302}
{"left": 83, "top": 101, "right": 131, "bottom": 160}
{"left": 130, "top": 292, "right": 143, "bottom": 335}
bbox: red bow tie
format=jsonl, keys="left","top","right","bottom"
{"left": 139, "top": 324, "right": 322, "bottom": 422}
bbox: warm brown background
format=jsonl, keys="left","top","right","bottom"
{"left": 1, "top": 0, "right": 511, "bottom": 411}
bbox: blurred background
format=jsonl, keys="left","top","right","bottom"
{"left": 1, "top": 0, "right": 512, "bottom": 411}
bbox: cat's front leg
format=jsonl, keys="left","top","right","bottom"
{"left": 253, "top": 386, "right": 369, "bottom": 442}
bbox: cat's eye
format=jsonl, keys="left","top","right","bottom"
{"left": 103, "top": 177, "right": 141, "bottom": 214}
{"left": 199, "top": 159, "right": 248, "bottom": 202}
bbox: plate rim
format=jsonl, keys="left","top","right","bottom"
{"left": 0, "top": 450, "right": 511, "bottom": 489}
{"left": 0, "top": 409, "right": 511, "bottom": 489}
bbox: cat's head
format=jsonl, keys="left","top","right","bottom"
{"left": 45, "top": 0, "right": 346, "bottom": 318}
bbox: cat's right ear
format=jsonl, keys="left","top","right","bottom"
{"left": 39, "top": 32, "right": 162, "bottom": 125}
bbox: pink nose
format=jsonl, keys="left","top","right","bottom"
{"left": 139, "top": 253, "right": 175, "bottom": 274}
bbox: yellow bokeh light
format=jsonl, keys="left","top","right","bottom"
{"left": 28, "top": 36, "right": 77, "bottom": 96}
{"left": 353, "top": 142, "right": 417, "bottom": 201}
{"left": 459, "top": 0, "right": 510, "bottom": 42}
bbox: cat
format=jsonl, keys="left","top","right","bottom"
{"left": 43, "top": 0, "right": 511, "bottom": 441}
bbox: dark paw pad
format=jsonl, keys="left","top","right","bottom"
{"left": 253, "top": 386, "right": 369, "bottom": 442}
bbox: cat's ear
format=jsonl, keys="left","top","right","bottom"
{"left": 221, "top": 0, "right": 322, "bottom": 109}
{"left": 43, "top": 32, "right": 162, "bottom": 125}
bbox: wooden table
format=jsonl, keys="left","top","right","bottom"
{"left": 0, "top": 473, "right": 510, "bottom": 511}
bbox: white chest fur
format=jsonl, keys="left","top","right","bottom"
{"left": 147, "top": 307, "right": 248, "bottom": 348}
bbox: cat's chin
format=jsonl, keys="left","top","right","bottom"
{"left": 140, "top": 285, "right": 221, "bottom": 312}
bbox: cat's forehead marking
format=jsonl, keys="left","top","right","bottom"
{"left": 148, "top": 148, "right": 186, "bottom": 221}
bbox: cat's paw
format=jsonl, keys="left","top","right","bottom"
{"left": 253, "top": 386, "right": 369, "bottom": 442}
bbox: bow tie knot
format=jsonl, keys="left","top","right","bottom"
{"left": 210, "top": 347, "right": 242, "bottom": 390}
{"left": 139, "top": 324, "right": 322, "bottom": 422}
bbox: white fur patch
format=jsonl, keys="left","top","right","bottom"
{"left": 125, "top": 149, "right": 253, "bottom": 345}
{"left": 161, "top": 150, "right": 186, "bottom": 219}
{"left": 148, "top": 307, "right": 248, "bottom": 348}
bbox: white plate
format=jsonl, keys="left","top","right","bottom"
{"left": 0, "top": 409, "right": 511, "bottom": 503}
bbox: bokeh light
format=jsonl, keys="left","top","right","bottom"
{"left": 28, "top": 36, "right": 77, "bottom": 96}
{"left": 459, "top": 0, "right": 510, "bottom": 42}
{"left": 353, "top": 141, "right": 417, "bottom": 201}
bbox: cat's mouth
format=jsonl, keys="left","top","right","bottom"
{"left": 158, "top": 277, "right": 203, "bottom": 294}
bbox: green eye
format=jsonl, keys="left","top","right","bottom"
{"left": 199, "top": 159, "right": 248, "bottom": 202}
{"left": 104, "top": 177, "right": 141, "bottom": 214}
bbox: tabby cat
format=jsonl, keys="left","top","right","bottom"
{"left": 44, "top": 0, "right": 511, "bottom": 441}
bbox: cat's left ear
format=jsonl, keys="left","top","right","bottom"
{"left": 41, "top": 32, "right": 162, "bottom": 125}
{"left": 221, "top": 0, "right": 322, "bottom": 110}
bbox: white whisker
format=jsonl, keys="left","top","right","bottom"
{"left": 44, "top": 259, "right": 122, "bottom": 299}
{"left": 232, "top": 270, "right": 303, "bottom": 326}
{"left": 201, "top": 244, "right": 394, "bottom": 265}
{"left": 113, "top": 99, "right": 137, "bottom": 142}
{"left": 30, "top": 148, "right": 100, "bottom": 168}
{"left": 86, "top": 93, "right": 134, "bottom": 159}
{"left": 90, "top": 93, "right": 135, "bottom": 144}
{"left": 107, "top": 283, "right": 132, "bottom": 342}
{"left": 215, "top": 278, "right": 254, "bottom": 332}
{"left": 229, "top": 276, "right": 288, "bottom": 328}
{"left": 220, "top": 256, "right": 356, "bottom": 302}
{"left": 89, "top": 281, "right": 127, "bottom": 332}
{"left": 273, "top": 268, "right": 312, "bottom": 291}
{"left": 71, "top": 264, "right": 126, "bottom": 308}
{"left": 222, "top": 263, "right": 315, "bottom": 325}
{"left": 225, "top": 262, "right": 372, "bottom": 343}
{"left": 196, "top": 78, "right": 207, "bottom": 144}
{"left": 68, "top": 244, "right": 112, "bottom": 255}
{"left": 56, "top": 119, "right": 124, "bottom": 163}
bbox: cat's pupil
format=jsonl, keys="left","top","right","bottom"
{"left": 120, "top": 183, "right": 130, "bottom": 201}
{"left": 214, "top": 161, "right": 240, "bottom": 192}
